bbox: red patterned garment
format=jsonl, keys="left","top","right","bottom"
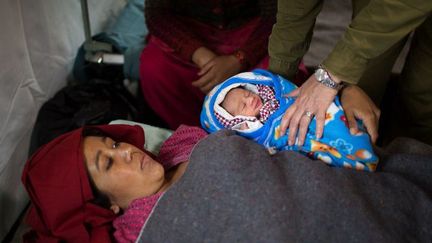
{"left": 113, "top": 125, "right": 208, "bottom": 242}
{"left": 145, "top": 0, "right": 276, "bottom": 65}
{"left": 256, "top": 85, "right": 280, "bottom": 123}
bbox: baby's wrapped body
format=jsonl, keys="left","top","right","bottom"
{"left": 201, "top": 69, "right": 378, "bottom": 171}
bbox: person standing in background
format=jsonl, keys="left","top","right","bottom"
{"left": 139, "top": 0, "right": 279, "bottom": 129}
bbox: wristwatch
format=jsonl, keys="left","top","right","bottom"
{"left": 314, "top": 65, "right": 344, "bottom": 91}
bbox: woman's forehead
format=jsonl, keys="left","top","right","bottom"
{"left": 84, "top": 135, "right": 106, "bottom": 147}
{"left": 82, "top": 136, "right": 104, "bottom": 165}
{"left": 82, "top": 136, "right": 116, "bottom": 166}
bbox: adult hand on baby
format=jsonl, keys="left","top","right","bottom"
{"left": 192, "top": 55, "right": 242, "bottom": 93}
{"left": 281, "top": 75, "right": 338, "bottom": 146}
{"left": 340, "top": 85, "right": 380, "bottom": 144}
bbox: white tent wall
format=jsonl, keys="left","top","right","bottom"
{"left": 0, "top": 0, "right": 127, "bottom": 240}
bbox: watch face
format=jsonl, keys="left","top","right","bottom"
{"left": 315, "top": 68, "right": 326, "bottom": 81}
{"left": 314, "top": 68, "right": 341, "bottom": 90}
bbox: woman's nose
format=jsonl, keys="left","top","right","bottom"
{"left": 115, "top": 145, "right": 133, "bottom": 162}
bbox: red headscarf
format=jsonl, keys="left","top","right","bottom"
{"left": 22, "top": 124, "right": 146, "bottom": 242}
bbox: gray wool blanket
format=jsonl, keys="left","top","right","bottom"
{"left": 138, "top": 130, "right": 432, "bottom": 243}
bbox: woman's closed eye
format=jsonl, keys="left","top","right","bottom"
{"left": 106, "top": 157, "right": 114, "bottom": 171}
{"left": 105, "top": 141, "right": 120, "bottom": 171}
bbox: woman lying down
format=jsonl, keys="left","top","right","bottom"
{"left": 22, "top": 123, "right": 432, "bottom": 242}
{"left": 22, "top": 124, "right": 207, "bottom": 242}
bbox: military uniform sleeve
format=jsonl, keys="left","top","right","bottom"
{"left": 322, "top": 0, "right": 432, "bottom": 84}
{"left": 268, "top": 0, "right": 323, "bottom": 80}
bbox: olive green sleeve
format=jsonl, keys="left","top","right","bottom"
{"left": 268, "top": 0, "right": 323, "bottom": 80}
{"left": 322, "top": 0, "right": 432, "bottom": 84}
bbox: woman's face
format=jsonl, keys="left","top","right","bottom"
{"left": 82, "top": 136, "right": 165, "bottom": 209}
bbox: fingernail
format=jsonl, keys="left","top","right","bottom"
{"left": 350, "top": 128, "right": 356, "bottom": 134}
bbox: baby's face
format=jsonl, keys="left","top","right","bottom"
{"left": 221, "top": 88, "right": 263, "bottom": 117}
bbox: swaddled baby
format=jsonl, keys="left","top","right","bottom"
{"left": 200, "top": 69, "right": 379, "bottom": 171}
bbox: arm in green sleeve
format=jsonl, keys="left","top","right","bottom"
{"left": 322, "top": 0, "right": 432, "bottom": 84}
{"left": 268, "top": 0, "right": 323, "bottom": 80}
